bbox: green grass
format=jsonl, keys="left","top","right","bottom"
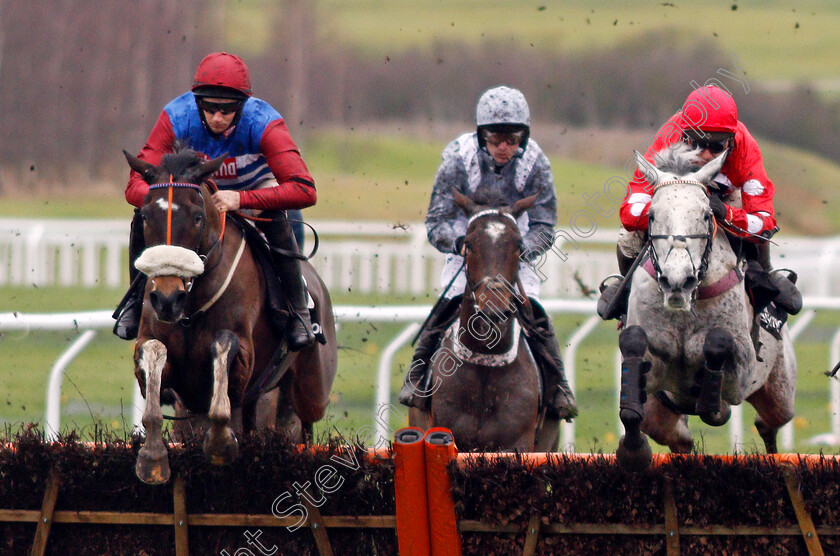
{"left": 314, "top": 0, "right": 840, "bottom": 83}
{"left": 2, "top": 285, "right": 838, "bottom": 455}
{"left": 6, "top": 129, "right": 840, "bottom": 237}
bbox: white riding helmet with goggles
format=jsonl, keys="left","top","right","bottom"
{"left": 475, "top": 86, "right": 531, "bottom": 149}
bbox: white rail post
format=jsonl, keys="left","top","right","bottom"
{"left": 374, "top": 323, "right": 421, "bottom": 445}
{"left": 44, "top": 330, "right": 98, "bottom": 441}
{"left": 561, "top": 315, "right": 601, "bottom": 452}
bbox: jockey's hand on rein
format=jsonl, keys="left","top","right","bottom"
{"left": 454, "top": 235, "right": 466, "bottom": 255}
{"left": 708, "top": 195, "right": 728, "bottom": 221}
{"left": 212, "top": 190, "right": 241, "bottom": 212}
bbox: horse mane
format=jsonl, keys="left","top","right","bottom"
{"left": 651, "top": 144, "right": 706, "bottom": 181}
{"left": 160, "top": 140, "right": 204, "bottom": 182}
{"left": 471, "top": 187, "right": 507, "bottom": 209}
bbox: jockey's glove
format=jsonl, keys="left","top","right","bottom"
{"left": 709, "top": 195, "right": 728, "bottom": 221}
{"left": 454, "top": 235, "right": 466, "bottom": 255}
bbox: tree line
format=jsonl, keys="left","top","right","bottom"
{"left": 1, "top": 2, "right": 837, "bottom": 188}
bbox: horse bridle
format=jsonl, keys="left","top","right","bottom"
{"left": 462, "top": 209, "right": 527, "bottom": 313}
{"left": 647, "top": 179, "right": 717, "bottom": 293}
{"left": 148, "top": 182, "right": 225, "bottom": 289}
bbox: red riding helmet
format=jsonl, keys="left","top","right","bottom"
{"left": 192, "top": 52, "right": 252, "bottom": 100}
{"left": 679, "top": 85, "right": 738, "bottom": 135}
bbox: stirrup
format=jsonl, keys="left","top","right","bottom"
{"left": 597, "top": 274, "right": 627, "bottom": 321}
{"left": 598, "top": 274, "right": 624, "bottom": 293}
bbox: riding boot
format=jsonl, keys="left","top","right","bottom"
{"left": 757, "top": 242, "right": 802, "bottom": 316}
{"left": 113, "top": 209, "right": 146, "bottom": 340}
{"left": 257, "top": 211, "right": 315, "bottom": 351}
{"left": 597, "top": 246, "right": 636, "bottom": 321}
{"left": 523, "top": 300, "right": 578, "bottom": 422}
{"left": 398, "top": 296, "right": 462, "bottom": 410}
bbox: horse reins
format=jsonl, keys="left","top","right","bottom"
{"left": 647, "top": 179, "right": 717, "bottom": 286}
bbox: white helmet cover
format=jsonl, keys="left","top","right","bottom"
{"left": 475, "top": 86, "right": 531, "bottom": 128}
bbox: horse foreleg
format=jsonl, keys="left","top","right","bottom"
{"left": 204, "top": 331, "right": 240, "bottom": 466}
{"left": 748, "top": 385, "right": 795, "bottom": 454}
{"left": 408, "top": 407, "right": 432, "bottom": 430}
{"left": 136, "top": 339, "right": 171, "bottom": 484}
{"left": 616, "top": 326, "right": 653, "bottom": 472}
{"left": 697, "top": 328, "right": 735, "bottom": 426}
{"left": 642, "top": 393, "right": 694, "bottom": 454}
{"left": 747, "top": 337, "right": 797, "bottom": 454}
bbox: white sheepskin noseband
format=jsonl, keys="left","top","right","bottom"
{"left": 134, "top": 245, "right": 205, "bottom": 279}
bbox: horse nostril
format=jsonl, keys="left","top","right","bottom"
{"left": 683, "top": 276, "right": 698, "bottom": 291}
{"left": 149, "top": 290, "right": 162, "bottom": 313}
{"left": 172, "top": 290, "right": 187, "bottom": 313}
{"left": 657, "top": 276, "right": 670, "bottom": 291}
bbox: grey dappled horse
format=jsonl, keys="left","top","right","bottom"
{"left": 616, "top": 145, "right": 797, "bottom": 471}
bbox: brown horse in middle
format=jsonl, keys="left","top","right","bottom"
{"left": 410, "top": 190, "right": 554, "bottom": 451}
{"left": 125, "top": 147, "right": 337, "bottom": 484}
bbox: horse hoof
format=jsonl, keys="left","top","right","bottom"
{"left": 617, "top": 434, "right": 652, "bottom": 472}
{"left": 203, "top": 431, "right": 239, "bottom": 466}
{"left": 699, "top": 402, "right": 731, "bottom": 426}
{"left": 136, "top": 450, "right": 171, "bottom": 485}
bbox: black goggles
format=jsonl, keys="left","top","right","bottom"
{"left": 197, "top": 99, "right": 241, "bottom": 116}
{"left": 686, "top": 136, "right": 731, "bottom": 154}
{"left": 482, "top": 129, "right": 525, "bottom": 147}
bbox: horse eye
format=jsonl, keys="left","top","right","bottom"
{"left": 193, "top": 214, "right": 204, "bottom": 226}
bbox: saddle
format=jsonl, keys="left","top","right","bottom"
{"left": 229, "top": 212, "right": 325, "bottom": 343}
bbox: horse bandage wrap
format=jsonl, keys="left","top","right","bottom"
{"left": 135, "top": 245, "right": 205, "bottom": 279}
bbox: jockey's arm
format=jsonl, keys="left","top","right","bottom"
{"left": 426, "top": 144, "right": 467, "bottom": 254}
{"left": 125, "top": 110, "right": 176, "bottom": 208}
{"left": 619, "top": 170, "right": 654, "bottom": 232}
{"left": 237, "top": 118, "right": 316, "bottom": 211}
{"left": 714, "top": 139, "right": 778, "bottom": 240}
{"left": 520, "top": 159, "right": 558, "bottom": 260}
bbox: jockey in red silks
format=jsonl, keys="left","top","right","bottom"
{"left": 113, "top": 52, "right": 317, "bottom": 351}
{"left": 598, "top": 85, "right": 801, "bottom": 322}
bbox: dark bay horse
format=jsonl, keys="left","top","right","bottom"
{"left": 616, "top": 145, "right": 796, "bottom": 471}
{"left": 125, "top": 147, "right": 337, "bottom": 484}
{"left": 410, "top": 189, "right": 556, "bottom": 451}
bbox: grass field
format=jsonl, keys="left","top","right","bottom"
{"left": 10, "top": 127, "right": 840, "bottom": 236}
{"left": 301, "top": 0, "right": 840, "bottom": 84}
{"left": 2, "top": 284, "right": 839, "bottom": 457}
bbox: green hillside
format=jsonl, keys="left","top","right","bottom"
{"left": 305, "top": 0, "right": 840, "bottom": 84}
{"left": 4, "top": 127, "right": 840, "bottom": 236}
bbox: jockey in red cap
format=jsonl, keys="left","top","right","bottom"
{"left": 599, "top": 85, "right": 801, "bottom": 324}
{"left": 114, "top": 52, "right": 317, "bottom": 351}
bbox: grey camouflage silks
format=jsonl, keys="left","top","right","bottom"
{"left": 425, "top": 132, "right": 556, "bottom": 260}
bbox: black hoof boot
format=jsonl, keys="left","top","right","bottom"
{"left": 617, "top": 428, "right": 653, "bottom": 472}
{"left": 696, "top": 328, "right": 734, "bottom": 425}
{"left": 617, "top": 326, "right": 652, "bottom": 472}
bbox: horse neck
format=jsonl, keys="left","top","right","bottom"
{"left": 702, "top": 230, "right": 738, "bottom": 285}
{"left": 457, "top": 293, "right": 518, "bottom": 355}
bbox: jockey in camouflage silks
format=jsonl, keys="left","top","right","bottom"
{"left": 399, "top": 85, "right": 578, "bottom": 423}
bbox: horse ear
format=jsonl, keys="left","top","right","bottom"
{"left": 635, "top": 150, "right": 660, "bottom": 187}
{"left": 124, "top": 150, "right": 160, "bottom": 185}
{"left": 198, "top": 153, "right": 228, "bottom": 182}
{"left": 510, "top": 192, "right": 538, "bottom": 218}
{"left": 692, "top": 149, "right": 728, "bottom": 185}
{"left": 452, "top": 187, "right": 479, "bottom": 216}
